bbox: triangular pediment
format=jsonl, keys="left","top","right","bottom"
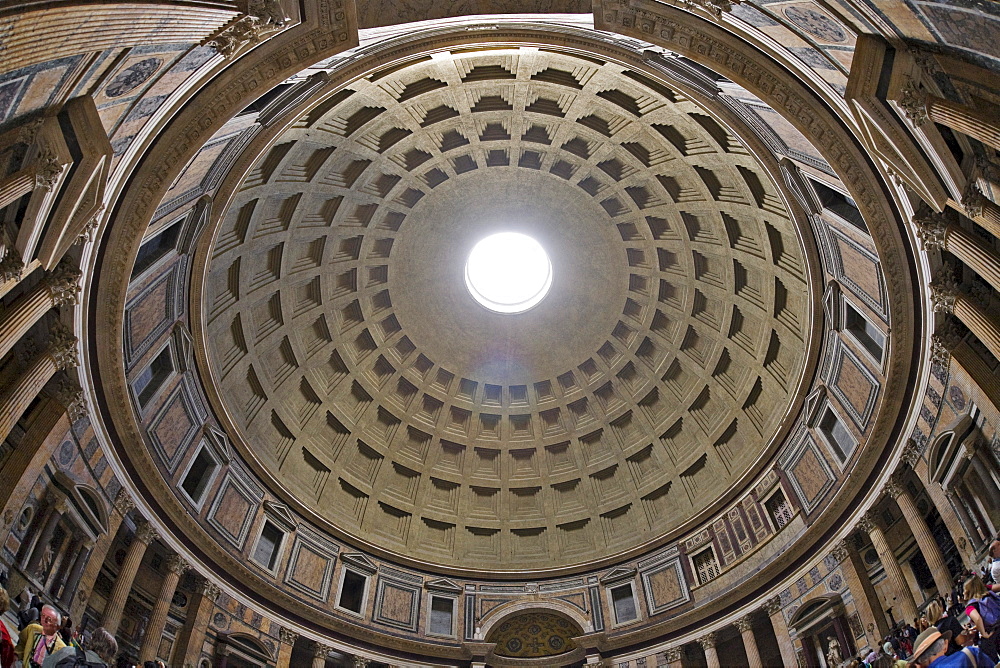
{"left": 424, "top": 577, "right": 462, "bottom": 593}
{"left": 204, "top": 425, "right": 233, "bottom": 463}
{"left": 263, "top": 500, "right": 296, "bottom": 531}
{"left": 341, "top": 552, "right": 377, "bottom": 574}
{"left": 599, "top": 566, "right": 635, "bottom": 584}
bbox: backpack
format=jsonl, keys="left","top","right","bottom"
{"left": 976, "top": 591, "right": 1000, "bottom": 631}
{"left": 53, "top": 647, "right": 105, "bottom": 668}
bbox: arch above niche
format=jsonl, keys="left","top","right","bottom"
{"left": 484, "top": 607, "right": 587, "bottom": 663}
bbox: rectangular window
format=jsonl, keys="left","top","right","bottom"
{"left": 338, "top": 569, "right": 367, "bottom": 614}
{"left": 428, "top": 596, "right": 455, "bottom": 636}
{"left": 764, "top": 489, "right": 793, "bottom": 530}
{"left": 251, "top": 520, "right": 284, "bottom": 571}
{"left": 131, "top": 220, "right": 182, "bottom": 278}
{"left": 819, "top": 407, "right": 853, "bottom": 461}
{"left": 811, "top": 179, "right": 867, "bottom": 233}
{"left": 180, "top": 446, "right": 218, "bottom": 505}
{"left": 134, "top": 346, "right": 174, "bottom": 408}
{"left": 844, "top": 302, "right": 884, "bottom": 361}
{"left": 693, "top": 548, "right": 720, "bottom": 585}
{"left": 610, "top": 583, "right": 638, "bottom": 624}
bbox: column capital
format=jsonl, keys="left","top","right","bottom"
{"left": 735, "top": 615, "right": 754, "bottom": 633}
{"left": 247, "top": 0, "right": 289, "bottom": 26}
{"left": 200, "top": 579, "right": 222, "bottom": 601}
{"left": 166, "top": 553, "right": 190, "bottom": 575}
{"left": 929, "top": 269, "right": 960, "bottom": 314}
{"left": 664, "top": 647, "right": 683, "bottom": 662}
{"left": 45, "top": 260, "right": 82, "bottom": 307}
{"left": 34, "top": 146, "right": 64, "bottom": 191}
{"left": 962, "top": 181, "right": 985, "bottom": 220}
{"left": 697, "top": 631, "right": 717, "bottom": 650}
{"left": 680, "top": 0, "right": 739, "bottom": 18}
{"left": 352, "top": 657, "right": 370, "bottom": 668}
{"left": 931, "top": 318, "right": 964, "bottom": 368}
{"left": 0, "top": 250, "right": 24, "bottom": 283}
{"left": 48, "top": 324, "right": 79, "bottom": 371}
{"left": 135, "top": 520, "right": 159, "bottom": 546}
{"left": 897, "top": 77, "right": 929, "bottom": 126}
{"left": 50, "top": 376, "right": 86, "bottom": 422}
{"left": 312, "top": 641, "right": 333, "bottom": 658}
{"left": 17, "top": 118, "right": 45, "bottom": 146}
{"left": 114, "top": 488, "right": 135, "bottom": 515}
{"left": 912, "top": 207, "right": 948, "bottom": 251}
{"left": 883, "top": 477, "right": 904, "bottom": 500}
{"left": 278, "top": 627, "right": 299, "bottom": 645}
{"left": 53, "top": 496, "right": 71, "bottom": 514}
{"left": 829, "top": 540, "right": 851, "bottom": 564}
{"left": 855, "top": 512, "right": 876, "bottom": 534}
{"left": 762, "top": 595, "right": 782, "bottom": 617}
{"left": 901, "top": 438, "right": 922, "bottom": 467}
{"left": 207, "top": 15, "right": 266, "bottom": 59}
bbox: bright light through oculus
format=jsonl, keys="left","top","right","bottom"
{"left": 465, "top": 232, "right": 552, "bottom": 314}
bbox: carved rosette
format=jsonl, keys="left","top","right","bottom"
{"left": 962, "top": 182, "right": 985, "bottom": 220}
{"left": 135, "top": 520, "right": 159, "bottom": 545}
{"left": 912, "top": 208, "right": 947, "bottom": 251}
{"left": 50, "top": 376, "right": 87, "bottom": 422}
{"left": 166, "top": 553, "right": 190, "bottom": 575}
{"left": 34, "top": 146, "right": 64, "bottom": 191}
{"left": 46, "top": 260, "right": 82, "bottom": 307}
{"left": 697, "top": 632, "right": 717, "bottom": 650}
{"left": 897, "top": 78, "right": 929, "bottom": 127}
{"left": 47, "top": 324, "right": 79, "bottom": 370}
{"left": 278, "top": 627, "right": 298, "bottom": 645}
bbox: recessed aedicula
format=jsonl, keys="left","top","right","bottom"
{"left": 465, "top": 232, "right": 552, "bottom": 314}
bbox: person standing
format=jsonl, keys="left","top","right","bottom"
{"left": 42, "top": 627, "right": 117, "bottom": 667}
{"left": 14, "top": 605, "right": 66, "bottom": 668}
{"left": 0, "top": 587, "right": 15, "bottom": 668}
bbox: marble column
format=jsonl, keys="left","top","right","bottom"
{"left": 930, "top": 275, "right": 1000, "bottom": 367}
{"left": 964, "top": 441, "right": 1000, "bottom": 511}
{"left": 737, "top": 615, "right": 763, "bottom": 668}
{"left": 857, "top": 512, "right": 919, "bottom": 624}
{"left": 0, "top": 324, "right": 77, "bottom": 443}
{"left": 173, "top": 578, "right": 221, "bottom": 668}
{"left": 275, "top": 628, "right": 298, "bottom": 668}
{"left": 961, "top": 182, "right": 1000, "bottom": 239}
{"left": 898, "top": 77, "right": 1000, "bottom": 152}
{"left": 886, "top": 477, "right": 952, "bottom": 596}
{"left": 138, "top": 553, "right": 188, "bottom": 662}
{"left": 764, "top": 596, "right": 798, "bottom": 667}
{"left": 914, "top": 210, "right": 1000, "bottom": 294}
{"left": 311, "top": 641, "right": 332, "bottom": 668}
{"left": 662, "top": 646, "right": 683, "bottom": 668}
{"left": 24, "top": 497, "right": 67, "bottom": 575}
{"left": 102, "top": 520, "right": 157, "bottom": 635}
{"left": 71, "top": 489, "right": 131, "bottom": 620}
{"left": 698, "top": 632, "right": 719, "bottom": 668}
{"left": 0, "top": 259, "right": 80, "bottom": 360}
{"left": 59, "top": 538, "right": 93, "bottom": 607}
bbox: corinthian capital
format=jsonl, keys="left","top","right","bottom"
{"left": 829, "top": 540, "right": 850, "bottom": 564}
{"left": 278, "top": 627, "right": 298, "bottom": 645}
{"left": 762, "top": 595, "right": 782, "bottom": 616}
{"left": 901, "top": 438, "right": 921, "bottom": 467}
{"left": 0, "top": 250, "right": 24, "bottom": 283}
{"left": 664, "top": 647, "right": 683, "bottom": 662}
{"left": 135, "top": 520, "right": 159, "bottom": 545}
{"left": 962, "top": 182, "right": 985, "bottom": 220}
{"left": 166, "top": 553, "right": 190, "bottom": 575}
{"left": 682, "top": 0, "right": 740, "bottom": 17}
{"left": 50, "top": 376, "right": 86, "bottom": 422}
{"left": 46, "top": 260, "right": 82, "bottom": 307}
{"left": 735, "top": 615, "right": 754, "bottom": 633}
{"left": 897, "top": 78, "right": 929, "bottom": 126}
{"left": 114, "top": 488, "right": 135, "bottom": 514}
{"left": 855, "top": 512, "right": 876, "bottom": 534}
{"left": 697, "top": 632, "right": 717, "bottom": 650}
{"left": 47, "top": 324, "right": 79, "bottom": 370}
{"left": 929, "top": 269, "right": 959, "bottom": 314}
{"left": 912, "top": 206, "right": 948, "bottom": 251}
{"left": 883, "top": 477, "right": 904, "bottom": 500}
{"left": 34, "top": 146, "right": 64, "bottom": 191}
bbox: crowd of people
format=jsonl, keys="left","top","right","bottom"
{"left": 841, "top": 539, "right": 1000, "bottom": 668}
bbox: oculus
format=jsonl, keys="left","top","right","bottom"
{"left": 464, "top": 232, "right": 552, "bottom": 314}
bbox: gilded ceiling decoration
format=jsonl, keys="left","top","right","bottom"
{"left": 486, "top": 611, "right": 582, "bottom": 658}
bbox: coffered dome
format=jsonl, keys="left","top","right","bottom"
{"left": 197, "top": 46, "right": 816, "bottom": 572}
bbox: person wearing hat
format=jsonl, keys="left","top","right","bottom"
{"left": 882, "top": 640, "right": 908, "bottom": 668}
{"left": 906, "top": 626, "right": 993, "bottom": 667}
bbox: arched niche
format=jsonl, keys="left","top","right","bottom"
{"left": 214, "top": 632, "right": 274, "bottom": 668}
{"left": 789, "top": 595, "right": 856, "bottom": 668}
